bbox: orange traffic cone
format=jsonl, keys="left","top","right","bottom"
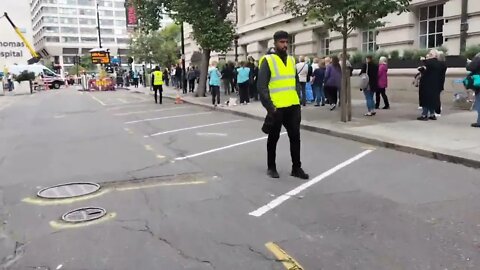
{"left": 175, "top": 92, "right": 183, "bottom": 104}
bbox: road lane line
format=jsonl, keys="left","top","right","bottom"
{"left": 117, "top": 98, "right": 128, "bottom": 103}
{"left": 146, "top": 120, "right": 243, "bottom": 137}
{"left": 114, "top": 106, "right": 187, "bottom": 116}
{"left": 124, "top": 112, "right": 212, "bottom": 124}
{"left": 88, "top": 93, "right": 107, "bottom": 106}
{"left": 265, "top": 242, "right": 304, "bottom": 270}
{"left": 249, "top": 149, "right": 374, "bottom": 217}
{"left": 175, "top": 132, "right": 287, "bottom": 161}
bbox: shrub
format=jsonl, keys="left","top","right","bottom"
{"left": 437, "top": 46, "right": 448, "bottom": 55}
{"left": 390, "top": 50, "right": 400, "bottom": 60}
{"left": 402, "top": 49, "right": 415, "bottom": 60}
{"left": 375, "top": 50, "right": 389, "bottom": 61}
{"left": 14, "top": 70, "right": 35, "bottom": 83}
{"left": 350, "top": 51, "right": 364, "bottom": 65}
{"left": 463, "top": 45, "right": 480, "bottom": 60}
{"left": 414, "top": 49, "right": 429, "bottom": 60}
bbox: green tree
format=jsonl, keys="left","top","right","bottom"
{"left": 133, "top": 0, "right": 165, "bottom": 33}
{"left": 129, "top": 23, "right": 180, "bottom": 68}
{"left": 284, "top": 0, "right": 411, "bottom": 122}
{"left": 135, "top": 0, "right": 236, "bottom": 96}
{"left": 80, "top": 54, "right": 95, "bottom": 71}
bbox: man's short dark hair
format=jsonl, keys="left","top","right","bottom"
{"left": 274, "top": 31, "right": 289, "bottom": 41}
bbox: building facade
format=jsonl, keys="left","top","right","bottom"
{"left": 30, "top": 0, "right": 131, "bottom": 73}
{"left": 0, "top": 0, "right": 35, "bottom": 69}
{"left": 230, "top": 0, "right": 480, "bottom": 60}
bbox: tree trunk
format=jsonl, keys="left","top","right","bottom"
{"left": 340, "top": 32, "right": 348, "bottom": 123}
{"left": 196, "top": 49, "right": 211, "bottom": 97}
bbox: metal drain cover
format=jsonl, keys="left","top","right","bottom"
{"left": 37, "top": 182, "right": 100, "bottom": 199}
{"left": 62, "top": 207, "right": 107, "bottom": 223}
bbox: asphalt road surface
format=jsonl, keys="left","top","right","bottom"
{"left": 1, "top": 89, "right": 480, "bottom": 270}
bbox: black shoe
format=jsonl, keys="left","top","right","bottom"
{"left": 471, "top": 123, "right": 480, "bottom": 128}
{"left": 417, "top": 116, "right": 428, "bottom": 121}
{"left": 314, "top": 104, "right": 320, "bottom": 107}
{"left": 267, "top": 169, "right": 280, "bottom": 179}
{"left": 375, "top": 106, "right": 380, "bottom": 110}
{"left": 291, "top": 168, "right": 309, "bottom": 180}
{"left": 382, "top": 106, "right": 390, "bottom": 109}
{"left": 428, "top": 115, "right": 437, "bottom": 120}
{"left": 321, "top": 103, "right": 325, "bottom": 106}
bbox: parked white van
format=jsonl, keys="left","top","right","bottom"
{"left": 8, "top": 64, "right": 65, "bottom": 89}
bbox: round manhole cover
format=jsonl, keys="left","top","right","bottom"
{"left": 37, "top": 182, "right": 100, "bottom": 199}
{"left": 62, "top": 207, "right": 107, "bottom": 223}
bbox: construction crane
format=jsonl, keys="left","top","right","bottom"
{"left": 1, "top": 12, "right": 41, "bottom": 64}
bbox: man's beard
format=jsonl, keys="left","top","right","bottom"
{"left": 277, "top": 48, "right": 288, "bottom": 57}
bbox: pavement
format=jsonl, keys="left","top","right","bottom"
{"left": 139, "top": 85, "right": 480, "bottom": 168}
{"left": 2, "top": 88, "right": 480, "bottom": 269}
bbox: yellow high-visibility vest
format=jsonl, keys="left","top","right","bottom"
{"left": 260, "top": 54, "right": 299, "bottom": 108}
{"left": 153, "top": 71, "right": 163, "bottom": 85}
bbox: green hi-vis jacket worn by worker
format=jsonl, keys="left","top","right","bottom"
{"left": 153, "top": 70, "right": 164, "bottom": 85}
{"left": 259, "top": 54, "right": 300, "bottom": 109}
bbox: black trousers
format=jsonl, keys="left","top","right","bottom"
{"left": 375, "top": 88, "right": 390, "bottom": 108}
{"left": 299, "top": 82, "right": 307, "bottom": 105}
{"left": 267, "top": 105, "right": 302, "bottom": 170}
{"left": 153, "top": 85, "right": 163, "bottom": 104}
{"left": 324, "top": 86, "right": 338, "bottom": 105}
{"left": 189, "top": 79, "right": 195, "bottom": 92}
{"left": 211, "top": 85, "right": 220, "bottom": 105}
{"left": 249, "top": 82, "right": 258, "bottom": 100}
{"left": 239, "top": 82, "right": 250, "bottom": 103}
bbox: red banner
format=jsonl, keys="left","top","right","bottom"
{"left": 126, "top": 0, "right": 138, "bottom": 28}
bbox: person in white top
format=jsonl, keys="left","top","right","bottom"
{"left": 311, "top": 58, "right": 320, "bottom": 72}
{"left": 296, "top": 56, "right": 309, "bottom": 106}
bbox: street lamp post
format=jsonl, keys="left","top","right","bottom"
{"left": 180, "top": 22, "right": 187, "bottom": 93}
{"left": 96, "top": 3, "right": 102, "bottom": 48}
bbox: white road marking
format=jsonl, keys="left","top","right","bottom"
{"left": 114, "top": 106, "right": 187, "bottom": 116}
{"left": 88, "top": 93, "right": 107, "bottom": 106}
{"left": 146, "top": 120, "right": 242, "bottom": 137}
{"left": 124, "top": 112, "right": 212, "bottom": 124}
{"left": 175, "top": 132, "right": 287, "bottom": 161}
{"left": 248, "top": 149, "right": 374, "bottom": 217}
{"left": 117, "top": 98, "right": 128, "bottom": 103}
{"left": 54, "top": 115, "right": 66, "bottom": 119}
{"left": 196, "top": 132, "right": 228, "bottom": 137}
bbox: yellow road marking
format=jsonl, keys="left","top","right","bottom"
{"left": 265, "top": 242, "right": 304, "bottom": 270}
{"left": 49, "top": 212, "right": 117, "bottom": 230}
{"left": 123, "top": 127, "right": 134, "bottom": 134}
{"left": 156, "top": 155, "right": 166, "bottom": 159}
{"left": 23, "top": 180, "right": 208, "bottom": 205}
{"left": 115, "top": 180, "right": 207, "bottom": 191}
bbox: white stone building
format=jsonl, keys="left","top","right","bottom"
{"left": 0, "top": 0, "right": 35, "bottom": 69}
{"left": 182, "top": 0, "right": 480, "bottom": 64}
{"left": 30, "top": 0, "right": 131, "bottom": 73}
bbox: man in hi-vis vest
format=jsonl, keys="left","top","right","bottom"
{"left": 257, "top": 31, "right": 309, "bottom": 180}
{"left": 151, "top": 66, "right": 164, "bottom": 104}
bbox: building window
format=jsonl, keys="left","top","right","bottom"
{"left": 58, "top": 8, "right": 77, "bottom": 15}
{"left": 419, "top": 4, "right": 444, "bottom": 48}
{"left": 81, "top": 37, "right": 97, "bottom": 43}
{"left": 79, "top": 18, "right": 96, "bottom": 25}
{"left": 78, "top": 0, "right": 94, "bottom": 5}
{"left": 321, "top": 37, "right": 330, "bottom": 56}
{"left": 79, "top": 8, "right": 95, "bottom": 16}
{"left": 59, "top": 17, "right": 78, "bottom": 24}
{"left": 362, "top": 30, "right": 377, "bottom": 53}
{"left": 288, "top": 34, "right": 295, "bottom": 56}
{"left": 80, "top": 27, "right": 97, "bottom": 34}
{"left": 46, "top": 36, "right": 60, "bottom": 42}
{"left": 115, "top": 20, "right": 126, "bottom": 26}
{"left": 61, "top": 37, "right": 79, "bottom": 43}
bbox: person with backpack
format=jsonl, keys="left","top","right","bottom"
{"left": 417, "top": 49, "right": 443, "bottom": 121}
{"left": 295, "top": 56, "right": 309, "bottom": 106}
{"left": 466, "top": 52, "right": 480, "bottom": 128}
{"left": 359, "top": 55, "right": 379, "bottom": 116}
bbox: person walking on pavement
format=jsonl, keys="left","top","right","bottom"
{"left": 436, "top": 51, "right": 448, "bottom": 116}
{"left": 237, "top": 61, "right": 251, "bottom": 104}
{"left": 360, "top": 55, "right": 379, "bottom": 116}
{"left": 187, "top": 67, "right": 196, "bottom": 93}
{"left": 208, "top": 61, "right": 222, "bottom": 107}
{"left": 312, "top": 59, "right": 326, "bottom": 106}
{"left": 417, "top": 49, "right": 443, "bottom": 121}
{"left": 258, "top": 30, "right": 309, "bottom": 180}
{"left": 376, "top": 56, "right": 390, "bottom": 109}
{"left": 466, "top": 52, "right": 480, "bottom": 128}
{"left": 163, "top": 68, "right": 169, "bottom": 87}
{"left": 295, "top": 56, "right": 309, "bottom": 106}
{"left": 324, "top": 56, "right": 342, "bottom": 111}
{"left": 175, "top": 64, "right": 183, "bottom": 92}
{"left": 247, "top": 56, "right": 258, "bottom": 101}
{"left": 151, "top": 66, "right": 164, "bottom": 104}
{"left": 221, "top": 62, "right": 233, "bottom": 95}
